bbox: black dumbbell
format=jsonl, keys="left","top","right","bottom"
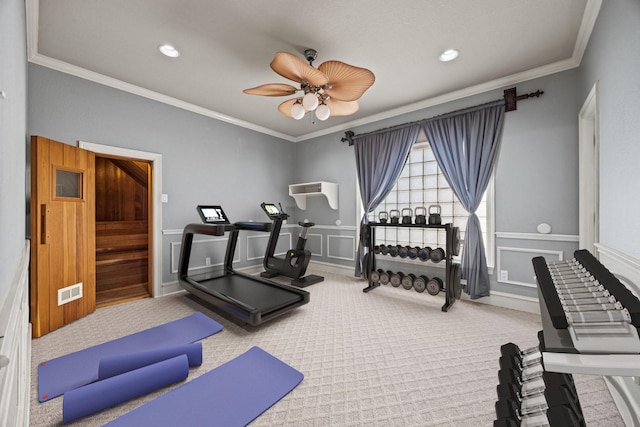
{"left": 495, "top": 404, "right": 584, "bottom": 427}
{"left": 496, "top": 370, "right": 578, "bottom": 400}
{"left": 426, "top": 277, "right": 443, "bottom": 295}
{"left": 373, "top": 245, "right": 381, "bottom": 254}
{"left": 390, "top": 272, "right": 404, "bottom": 287}
{"left": 430, "top": 247, "right": 445, "bottom": 263}
{"left": 495, "top": 387, "right": 584, "bottom": 424}
{"left": 380, "top": 245, "right": 390, "bottom": 255}
{"left": 500, "top": 342, "right": 540, "bottom": 359}
{"left": 500, "top": 343, "right": 545, "bottom": 373}
{"left": 379, "top": 270, "right": 393, "bottom": 285}
{"left": 389, "top": 245, "right": 400, "bottom": 257}
{"left": 370, "top": 269, "right": 382, "bottom": 284}
{"left": 499, "top": 354, "right": 543, "bottom": 379}
{"left": 413, "top": 275, "right": 428, "bottom": 293}
{"left": 401, "top": 273, "right": 415, "bottom": 290}
{"left": 398, "top": 246, "right": 409, "bottom": 258}
{"left": 407, "top": 247, "right": 419, "bottom": 260}
{"left": 418, "top": 247, "right": 432, "bottom": 261}
{"left": 498, "top": 368, "right": 577, "bottom": 400}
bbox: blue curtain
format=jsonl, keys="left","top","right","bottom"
{"left": 421, "top": 101, "right": 505, "bottom": 298}
{"left": 353, "top": 124, "right": 421, "bottom": 276}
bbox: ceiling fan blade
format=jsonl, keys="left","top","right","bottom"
{"left": 270, "top": 52, "right": 329, "bottom": 86}
{"left": 243, "top": 83, "right": 298, "bottom": 96}
{"left": 318, "top": 61, "right": 375, "bottom": 101}
{"left": 277, "top": 98, "right": 303, "bottom": 118}
{"left": 325, "top": 98, "right": 359, "bottom": 116}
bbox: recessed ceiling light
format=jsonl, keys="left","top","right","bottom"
{"left": 159, "top": 44, "right": 180, "bottom": 58}
{"left": 439, "top": 49, "right": 459, "bottom": 62}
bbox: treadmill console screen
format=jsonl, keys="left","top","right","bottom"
{"left": 196, "top": 205, "right": 230, "bottom": 224}
{"left": 261, "top": 203, "right": 281, "bottom": 216}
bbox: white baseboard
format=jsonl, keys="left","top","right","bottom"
{"left": 308, "top": 260, "right": 354, "bottom": 276}
{"left": 461, "top": 290, "right": 541, "bottom": 314}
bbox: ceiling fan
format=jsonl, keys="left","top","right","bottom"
{"left": 243, "top": 49, "right": 375, "bottom": 121}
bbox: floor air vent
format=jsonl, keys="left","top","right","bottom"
{"left": 58, "top": 282, "right": 83, "bottom": 306}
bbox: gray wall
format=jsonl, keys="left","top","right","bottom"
{"left": 0, "top": 0, "right": 27, "bottom": 305}
{"left": 579, "top": 0, "right": 640, "bottom": 259}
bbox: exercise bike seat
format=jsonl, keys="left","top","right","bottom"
{"left": 298, "top": 221, "right": 315, "bottom": 227}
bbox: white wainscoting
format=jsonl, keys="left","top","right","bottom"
{"left": 246, "top": 233, "right": 272, "bottom": 261}
{"left": 594, "top": 244, "right": 640, "bottom": 427}
{"left": 327, "top": 235, "right": 356, "bottom": 262}
{"left": 494, "top": 231, "right": 579, "bottom": 242}
{"left": 0, "top": 241, "right": 31, "bottom": 427}
{"left": 496, "top": 246, "right": 564, "bottom": 288}
{"left": 170, "top": 236, "right": 239, "bottom": 274}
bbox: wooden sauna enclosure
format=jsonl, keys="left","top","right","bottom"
{"left": 95, "top": 157, "right": 152, "bottom": 307}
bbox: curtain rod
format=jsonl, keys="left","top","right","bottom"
{"left": 341, "top": 87, "right": 543, "bottom": 145}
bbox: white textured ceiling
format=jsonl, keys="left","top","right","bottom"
{"left": 27, "top": 0, "right": 599, "bottom": 141}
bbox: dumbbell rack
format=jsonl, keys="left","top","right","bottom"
{"left": 493, "top": 332, "right": 586, "bottom": 426}
{"left": 362, "top": 222, "right": 460, "bottom": 312}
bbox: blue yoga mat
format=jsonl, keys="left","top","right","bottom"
{"left": 64, "top": 354, "right": 190, "bottom": 423}
{"left": 98, "top": 343, "right": 202, "bottom": 380}
{"left": 105, "top": 346, "right": 304, "bottom": 427}
{"left": 38, "top": 312, "right": 223, "bottom": 402}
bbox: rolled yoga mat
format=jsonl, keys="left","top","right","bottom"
{"left": 38, "top": 312, "right": 223, "bottom": 402}
{"left": 105, "top": 346, "right": 304, "bottom": 427}
{"left": 98, "top": 343, "right": 203, "bottom": 380}
{"left": 63, "top": 354, "right": 190, "bottom": 424}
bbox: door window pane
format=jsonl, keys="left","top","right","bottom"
{"left": 55, "top": 169, "right": 82, "bottom": 198}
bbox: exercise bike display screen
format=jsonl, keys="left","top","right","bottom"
{"left": 197, "top": 205, "right": 230, "bottom": 224}
{"left": 262, "top": 203, "right": 281, "bottom": 216}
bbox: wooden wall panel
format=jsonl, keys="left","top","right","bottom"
{"left": 95, "top": 157, "right": 148, "bottom": 222}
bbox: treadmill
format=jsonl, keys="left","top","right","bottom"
{"left": 178, "top": 205, "right": 310, "bottom": 326}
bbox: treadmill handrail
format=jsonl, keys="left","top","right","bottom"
{"left": 179, "top": 223, "right": 233, "bottom": 281}
{"left": 234, "top": 221, "right": 271, "bottom": 232}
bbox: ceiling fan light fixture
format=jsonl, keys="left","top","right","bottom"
{"left": 302, "top": 92, "right": 319, "bottom": 111}
{"left": 244, "top": 49, "right": 374, "bottom": 121}
{"left": 159, "top": 44, "right": 180, "bottom": 58}
{"left": 315, "top": 103, "right": 330, "bottom": 121}
{"left": 290, "top": 101, "right": 305, "bottom": 120}
{"left": 439, "top": 49, "right": 459, "bottom": 62}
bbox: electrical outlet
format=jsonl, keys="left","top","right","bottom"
{"left": 205, "top": 257, "right": 211, "bottom": 266}
{"left": 500, "top": 270, "right": 509, "bottom": 281}
{"left": 162, "top": 194, "right": 169, "bottom": 203}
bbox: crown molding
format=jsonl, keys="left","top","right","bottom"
{"left": 25, "top": 0, "right": 602, "bottom": 143}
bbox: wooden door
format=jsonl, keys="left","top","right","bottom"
{"left": 30, "top": 136, "right": 96, "bottom": 337}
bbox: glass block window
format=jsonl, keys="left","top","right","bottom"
{"left": 369, "top": 136, "right": 488, "bottom": 257}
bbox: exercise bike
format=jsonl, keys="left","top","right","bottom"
{"left": 260, "top": 202, "right": 324, "bottom": 288}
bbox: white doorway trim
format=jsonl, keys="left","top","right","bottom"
{"left": 79, "top": 141, "right": 163, "bottom": 297}
{"left": 578, "top": 82, "right": 599, "bottom": 252}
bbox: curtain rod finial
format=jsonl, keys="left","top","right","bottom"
{"left": 341, "top": 131, "right": 355, "bottom": 146}
{"left": 504, "top": 87, "right": 544, "bottom": 112}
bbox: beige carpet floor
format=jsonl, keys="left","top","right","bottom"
{"left": 29, "top": 270, "right": 624, "bottom": 426}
